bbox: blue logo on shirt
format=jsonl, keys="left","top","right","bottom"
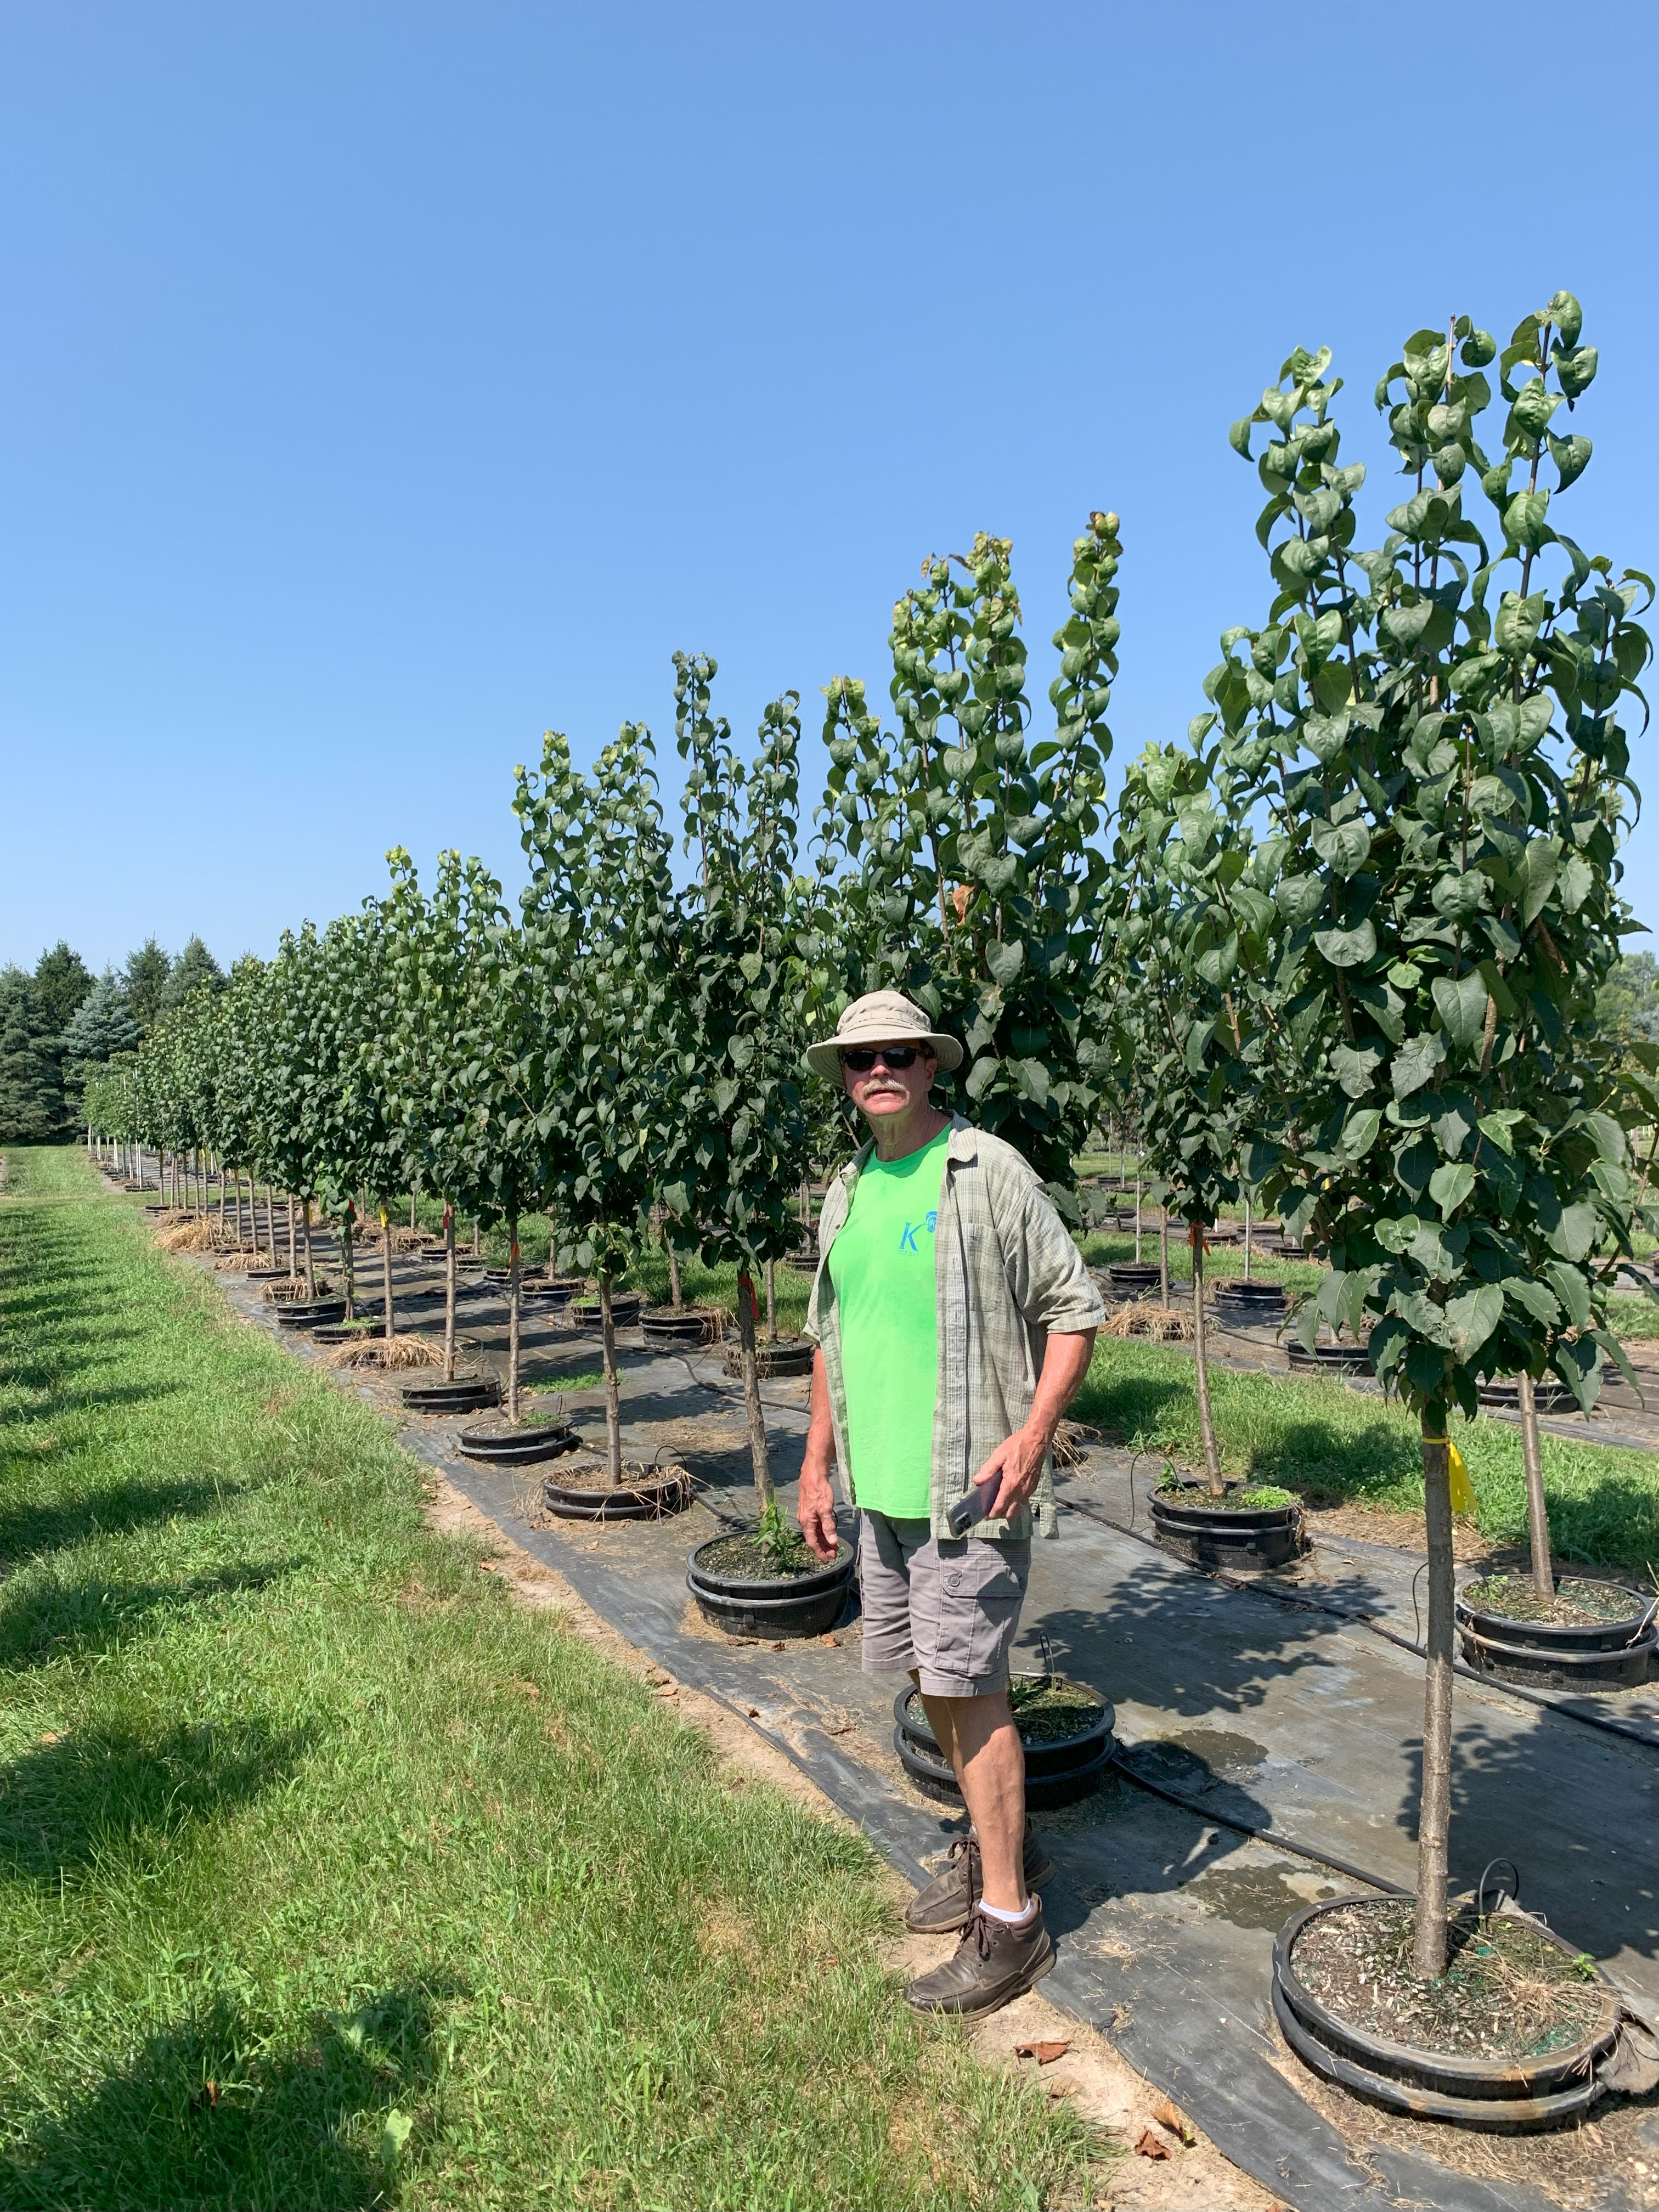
{"left": 899, "top": 1214, "right": 939, "bottom": 1254}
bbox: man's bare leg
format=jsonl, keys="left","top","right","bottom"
{"left": 920, "top": 1685, "right": 1028, "bottom": 1913}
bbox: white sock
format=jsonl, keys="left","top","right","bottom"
{"left": 979, "top": 1897, "right": 1037, "bottom": 1926}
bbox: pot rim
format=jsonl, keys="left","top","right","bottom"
{"left": 687, "top": 1534, "right": 853, "bottom": 1600}
{"left": 1455, "top": 1573, "right": 1658, "bottom": 1645}
{"left": 1274, "top": 1894, "right": 1620, "bottom": 2093}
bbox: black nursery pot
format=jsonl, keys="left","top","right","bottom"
{"left": 893, "top": 1683, "right": 1115, "bottom": 1810}
{"left": 456, "top": 1420, "right": 580, "bottom": 1465}
{"left": 401, "top": 1375, "right": 500, "bottom": 1415}
{"left": 571, "top": 1294, "right": 644, "bottom": 1330}
{"left": 1104, "top": 1262, "right": 1160, "bottom": 1299}
{"left": 1455, "top": 1576, "right": 1658, "bottom": 1691}
{"left": 686, "top": 1536, "right": 854, "bottom": 1639}
{"left": 1150, "top": 1480, "right": 1305, "bottom": 1573}
{"left": 641, "top": 1307, "right": 723, "bottom": 1347}
{"left": 275, "top": 1300, "right": 348, "bottom": 1328}
{"left": 723, "top": 1338, "right": 815, "bottom": 1379}
{"left": 1285, "top": 1338, "right": 1374, "bottom": 1376}
{"left": 1475, "top": 1370, "right": 1600, "bottom": 1413}
{"left": 539, "top": 1465, "right": 693, "bottom": 1522}
{"left": 1273, "top": 1895, "right": 1622, "bottom": 2132}
{"left": 1212, "top": 1279, "right": 1288, "bottom": 1327}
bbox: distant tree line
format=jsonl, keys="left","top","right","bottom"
{"left": 0, "top": 935, "right": 225, "bottom": 1143}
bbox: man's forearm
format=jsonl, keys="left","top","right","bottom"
{"left": 802, "top": 1348, "right": 836, "bottom": 1476}
{"left": 1023, "top": 1329, "right": 1095, "bottom": 1443}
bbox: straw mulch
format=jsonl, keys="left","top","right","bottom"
{"left": 155, "top": 1217, "right": 220, "bottom": 1252}
{"left": 321, "top": 1334, "right": 443, "bottom": 1370}
{"left": 1104, "top": 1303, "right": 1194, "bottom": 1342}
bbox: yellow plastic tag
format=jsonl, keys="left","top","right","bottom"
{"left": 1426, "top": 1435, "right": 1478, "bottom": 1515}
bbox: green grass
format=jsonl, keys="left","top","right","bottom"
{"left": 0, "top": 1150, "right": 1098, "bottom": 2210}
{"left": 1075, "top": 1336, "right": 1659, "bottom": 1575}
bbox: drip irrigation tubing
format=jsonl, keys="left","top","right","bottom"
{"left": 1063, "top": 1481, "right": 1659, "bottom": 1757}
{"left": 1107, "top": 1736, "right": 1407, "bottom": 1897}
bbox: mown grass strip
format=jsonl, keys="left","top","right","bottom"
{"left": 1075, "top": 1335, "right": 1659, "bottom": 1575}
{"left": 0, "top": 1149, "right": 1097, "bottom": 2210}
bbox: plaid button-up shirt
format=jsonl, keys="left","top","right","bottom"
{"left": 803, "top": 1114, "right": 1105, "bottom": 1542}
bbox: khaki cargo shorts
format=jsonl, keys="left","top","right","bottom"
{"left": 856, "top": 1509, "right": 1031, "bottom": 1697}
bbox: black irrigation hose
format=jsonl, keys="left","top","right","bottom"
{"left": 1108, "top": 1740, "right": 1409, "bottom": 1897}
{"left": 1064, "top": 1487, "right": 1659, "bottom": 1757}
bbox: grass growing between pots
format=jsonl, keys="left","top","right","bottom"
{"left": 1075, "top": 1335, "right": 1659, "bottom": 1575}
{"left": 0, "top": 1149, "right": 1101, "bottom": 2212}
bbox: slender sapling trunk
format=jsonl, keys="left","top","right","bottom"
{"left": 1244, "top": 1199, "right": 1252, "bottom": 1282}
{"left": 1519, "top": 1372, "right": 1553, "bottom": 1600}
{"left": 442, "top": 1203, "right": 456, "bottom": 1382}
{"left": 507, "top": 1222, "right": 521, "bottom": 1424}
{"left": 1415, "top": 1408, "right": 1456, "bottom": 1978}
{"left": 764, "top": 1258, "right": 777, "bottom": 1342}
{"left": 599, "top": 1268, "right": 622, "bottom": 1488}
{"left": 735, "top": 1267, "right": 775, "bottom": 1514}
{"left": 665, "top": 1231, "right": 683, "bottom": 1311}
{"left": 301, "top": 1199, "right": 316, "bottom": 1301}
{"left": 1135, "top": 1175, "right": 1143, "bottom": 1265}
{"left": 381, "top": 1209, "right": 395, "bottom": 1339}
{"left": 286, "top": 1193, "right": 296, "bottom": 1278}
{"left": 472, "top": 1217, "right": 481, "bottom": 1256}
{"left": 342, "top": 1212, "right": 356, "bottom": 1319}
{"left": 1192, "top": 1225, "right": 1223, "bottom": 1494}
{"left": 1159, "top": 1206, "right": 1170, "bottom": 1307}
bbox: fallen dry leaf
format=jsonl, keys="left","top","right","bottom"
{"left": 819, "top": 1633, "right": 840, "bottom": 1646}
{"left": 1133, "top": 2126, "right": 1171, "bottom": 2160}
{"left": 745, "top": 1706, "right": 760, "bottom": 1718}
{"left": 1016, "top": 2039, "right": 1071, "bottom": 2065}
{"left": 768, "top": 1641, "right": 785, "bottom": 1652}
{"left": 1047, "top": 2079, "right": 1080, "bottom": 2100}
{"left": 1151, "top": 2097, "right": 1195, "bottom": 2146}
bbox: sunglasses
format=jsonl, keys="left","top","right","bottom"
{"left": 840, "top": 1046, "right": 922, "bottom": 1073}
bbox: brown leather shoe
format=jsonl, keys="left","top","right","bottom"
{"left": 904, "top": 1822, "right": 1056, "bottom": 1935}
{"left": 903, "top": 1899, "right": 1055, "bottom": 2021}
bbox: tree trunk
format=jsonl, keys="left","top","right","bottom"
{"left": 665, "top": 1234, "right": 683, "bottom": 1311}
{"left": 735, "top": 1268, "right": 775, "bottom": 1513}
{"left": 410, "top": 1191, "right": 418, "bottom": 1234}
{"left": 1135, "top": 1175, "right": 1143, "bottom": 1264}
{"left": 264, "top": 1184, "right": 276, "bottom": 1258}
{"left": 507, "top": 1222, "right": 521, "bottom": 1423}
{"left": 302, "top": 1199, "right": 317, "bottom": 1301}
{"left": 1415, "top": 1409, "right": 1455, "bottom": 1979}
{"left": 1519, "top": 1372, "right": 1553, "bottom": 1600}
{"left": 443, "top": 1204, "right": 456, "bottom": 1383}
{"left": 218, "top": 1165, "right": 227, "bottom": 1226}
{"left": 472, "top": 1217, "right": 481, "bottom": 1257}
{"left": 764, "top": 1258, "right": 777, "bottom": 1342}
{"left": 286, "top": 1193, "right": 296, "bottom": 1278}
{"left": 342, "top": 1213, "right": 356, "bottom": 1320}
{"left": 1192, "top": 1226, "right": 1223, "bottom": 1494}
{"left": 599, "top": 1269, "right": 622, "bottom": 1488}
{"left": 1244, "top": 1198, "right": 1252, "bottom": 1281}
{"left": 380, "top": 1210, "right": 395, "bottom": 1339}
{"left": 1159, "top": 1206, "right": 1170, "bottom": 1307}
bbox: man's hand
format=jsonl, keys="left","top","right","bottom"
{"left": 972, "top": 1327, "right": 1096, "bottom": 1522}
{"left": 797, "top": 1458, "right": 840, "bottom": 1562}
{"left": 972, "top": 1421, "right": 1051, "bottom": 1524}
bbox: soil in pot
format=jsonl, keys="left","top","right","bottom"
{"left": 1455, "top": 1572, "right": 1658, "bottom": 1689}
{"left": 1462, "top": 1574, "right": 1647, "bottom": 1630}
{"left": 894, "top": 1677, "right": 1114, "bottom": 1808}
{"left": 1291, "top": 1898, "right": 1606, "bottom": 2064}
{"left": 536, "top": 1459, "right": 693, "bottom": 1521}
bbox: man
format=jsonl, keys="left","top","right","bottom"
{"left": 798, "top": 989, "right": 1104, "bottom": 2020}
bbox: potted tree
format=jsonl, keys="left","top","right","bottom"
{"left": 1215, "top": 299, "right": 1651, "bottom": 2118}
{"left": 515, "top": 723, "right": 692, "bottom": 1514}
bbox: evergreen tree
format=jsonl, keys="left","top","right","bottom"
{"left": 62, "top": 972, "right": 142, "bottom": 1128}
{"left": 159, "top": 935, "right": 225, "bottom": 1009}
{"left": 122, "top": 939, "right": 172, "bottom": 1032}
{"left": 32, "top": 943, "right": 94, "bottom": 1034}
{"left": 0, "top": 968, "right": 61, "bottom": 1143}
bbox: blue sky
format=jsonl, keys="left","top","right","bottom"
{"left": 4, "top": 2, "right": 1657, "bottom": 974}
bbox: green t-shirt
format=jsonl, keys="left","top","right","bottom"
{"left": 827, "top": 1126, "right": 949, "bottom": 1520}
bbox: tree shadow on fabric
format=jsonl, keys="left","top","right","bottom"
{"left": 0, "top": 1981, "right": 459, "bottom": 2211}
{"left": 0, "top": 1718, "right": 316, "bottom": 1886}
{"left": 0, "top": 1558, "right": 306, "bottom": 1671}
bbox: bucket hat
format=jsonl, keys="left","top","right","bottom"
{"left": 805, "top": 990, "right": 963, "bottom": 1080}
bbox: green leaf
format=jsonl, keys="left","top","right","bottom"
{"left": 1502, "top": 1275, "right": 1561, "bottom": 1328}
{"left": 1475, "top": 1110, "right": 1522, "bottom": 1155}
{"left": 382, "top": 2110, "right": 414, "bottom": 2165}
{"left": 1428, "top": 1161, "right": 1476, "bottom": 1218}
{"left": 1314, "top": 919, "right": 1376, "bottom": 969}
{"left": 1547, "top": 432, "right": 1593, "bottom": 490}
{"left": 1339, "top": 1107, "right": 1382, "bottom": 1159}
{"left": 1311, "top": 819, "right": 1372, "bottom": 877}
{"left": 985, "top": 938, "right": 1025, "bottom": 987}
{"left": 1551, "top": 1333, "right": 1602, "bottom": 1411}
{"left": 1431, "top": 972, "right": 1490, "bottom": 1059}
{"left": 1443, "top": 1282, "right": 1503, "bottom": 1362}
{"left": 1542, "top": 1260, "right": 1591, "bottom": 1331}
{"left": 963, "top": 1052, "right": 999, "bottom": 1102}
{"left": 1390, "top": 1034, "right": 1444, "bottom": 1100}
{"left": 1548, "top": 1204, "right": 1599, "bottom": 1263}
{"left": 1194, "top": 933, "right": 1238, "bottom": 989}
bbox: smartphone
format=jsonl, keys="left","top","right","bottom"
{"left": 946, "top": 1474, "right": 1002, "bottom": 1538}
